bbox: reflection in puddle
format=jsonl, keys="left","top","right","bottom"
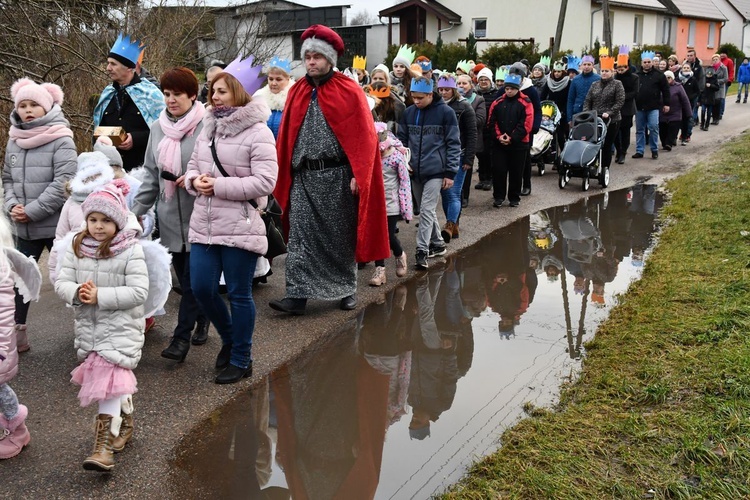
{"left": 173, "top": 186, "right": 662, "bottom": 499}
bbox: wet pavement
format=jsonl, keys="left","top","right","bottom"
{"left": 172, "top": 186, "right": 663, "bottom": 499}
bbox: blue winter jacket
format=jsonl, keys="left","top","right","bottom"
{"left": 398, "top": 92, "right": 461, "bottom": 183}
{"left": 567, "top": 71, "right": 601, "bottom": 120}
{"left": 738, "top": 63, "right": 750, "bottom": 84}
{"left": 267, "top": 109, "right": 283, "bottom": 139}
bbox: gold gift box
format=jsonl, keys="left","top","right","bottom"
{"left": 94, "top": 126, "right": 127, "bottom": 146}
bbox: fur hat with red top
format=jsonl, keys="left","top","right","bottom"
{"left": 81, "top": 179, "right": 131, "bottom": 230}
{"left": 11, "top": 78, "right": 64, "bottom": 113}
{"left": 300, "top": 24, "right": 345, "bottom": 67}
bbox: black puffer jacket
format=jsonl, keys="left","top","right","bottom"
{"left": 635, "top": 68, "right": 670, "bottom": 111}
{"left": 615, "top": 67, "right": 639, "bottom": 117}
{"left": 446, "top": 97, "right": 478, "bottom": 166}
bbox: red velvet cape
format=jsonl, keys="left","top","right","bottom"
{"left": 274, "top": 72, "right": 390, "bottom": 263}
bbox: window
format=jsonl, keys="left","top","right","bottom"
{"left": 661, "top": 18, "right": 672, "bottom": 44}
{"left": 708, "top": 22, "right": 716, "bottom": 48}
{"left": 633, "top": 15, "right": 643, "bottom": 45}
{"left": 687, "top": 20, "right": 696, "bottom": 47}
{"left": 473, "top": 18, "right": 487, "bottom": 38}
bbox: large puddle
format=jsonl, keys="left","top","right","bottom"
{"left": 172, "top": 185, "right": 663, "bottom": 499}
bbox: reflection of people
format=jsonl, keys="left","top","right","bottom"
{"left": 628, "top": 184, "right": 658, "bottom": 267}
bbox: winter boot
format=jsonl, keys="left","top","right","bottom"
{"left": 83, "top": 414, "right": 121, "bottom": 472}
{"left": 440, "top": 222, "right": 455, "bottom": 243}
{"left": 15, "top": 324, "right": 29, "bottom": 353}
{"left": 452, "top": 223, "right": 460, "bottom": 239}
{"left": 369, "top": 266, "right": 386, "bottom": 286}
{"left": 111, "top": 396, "right": 133, "bottom": 453}
{"left": 0, "top": 404, "right": 31, "bottom": 459}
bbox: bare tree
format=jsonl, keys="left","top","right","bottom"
{"left": 350, "top": 10, "right": 375, "bottom": 26}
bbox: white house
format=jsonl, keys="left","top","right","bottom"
{"left": 722, "top": 0, "right": 750, "bottom": 55}
{"left": 591, "top": 0, "right": 671, "bottom": 49}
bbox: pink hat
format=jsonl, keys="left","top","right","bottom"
{"left": 81, "top": 180, "right": 131, "bottom": 230}
{"left": 11, "top": 78, "right": 64, "bottom": 112}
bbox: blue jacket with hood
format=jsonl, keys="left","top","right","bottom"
{"left": 398, "top": 91, "right": 461, "bottom": 183}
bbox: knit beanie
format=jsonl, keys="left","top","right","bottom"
{"left": 509, "top": 62, "right": 528, "bottom": 77}
{"left": 70, "top": 152, "right": 116, "bottom": 204}
{"left": 93, "top": 136, "right": 124, "bottom": 169}
{"left": 371, "top": 63, "right": 391, "bottom": 84}
{"left": 11, "top": 78, "right": 64, "bottom": 113}
{"left": 81, "top": 180, "right": 130, "bottom": 230}
{"left": 477, "top": 67, "right": 494, "bottom": 81}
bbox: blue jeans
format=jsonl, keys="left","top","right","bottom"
{"left": 635, "top": 109, "right": 659, "bottom": 153}
{"left": 441, "top": 161, "right": 467, "bottom": 223}
{"left": 737, "top": 83, "right": 749, "bottom": 101}
{"left": 190, "top": 243, "right": 258, "bottom": 369}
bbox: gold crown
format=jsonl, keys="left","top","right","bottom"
{"left": 542, "top": 104, "right": 555, "bottom": 117}
{"left": 353, "top": 55, "right": 366, "bottom": 70}
{"left": 369, "top": 85, "right": 391, "bottom": 98}
{"left": 599, "top": 46, "right": 609, "bottom": 57}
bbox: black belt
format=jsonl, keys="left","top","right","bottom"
{"left": 302, "top": 158, "right": 347, "bottom": 171}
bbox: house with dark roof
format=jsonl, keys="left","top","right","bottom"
{"left": 714, "top": 0, "right": 750, "bottom": 56}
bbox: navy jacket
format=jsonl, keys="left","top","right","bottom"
{"left": 398, "top": 92, "right": 461, "bottom": 183}
{"left": 567, "top": 71, "right": 601, "bottom": 120}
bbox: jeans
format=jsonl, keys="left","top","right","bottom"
{"left": 14, "top": 237, "right": 53, "bottom": 324}
{"left": 441, "top": 160, "right": 467, "bottom": 223}
{"left": 171, "top": 251, "right": 206, "bottom": 342}
{"left": 635, "top": 109, "right": 659, "bottom": 153}
{"left": 737, "top": 83, "right": 749, "bottom": 101}
{"left": 411, "top": 177, "right": 444, "bottom": 252}
{"left": 190, "top": 243, "right": 258, "bottom": 369}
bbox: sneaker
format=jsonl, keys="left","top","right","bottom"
{"left": 652, "top": 151, "right": 659, "bottom": 159}
{"left": 681, "top": 140, "right": 687, "bottom": 146}
{"left": 474, "top": 181, "right": 485, "bottom": 190}
{"left": 481, "top": 181, "right": 492, "bottom": 191}
{"left": 493, "top": 199, "right": 504, "bottom": 208}
{"left": 632, "top": 152, "right": 644, "bottom": 159}
{"left": 395, "top": 253, "right": 407, "bottom": 277}
{"left": 428, "top": 243, "right": 447, "bottom": 258}
{"left": 369, "top": 266, "right": 386, "bottom": 286}
{"left": 663, "top": 145, "right": 672, "bottom": 152}
{"left": 415, "top": 250, "right": 428, "bottom": 270}
{"left": 509, "top": 201, "right": 519, "bottom": 207}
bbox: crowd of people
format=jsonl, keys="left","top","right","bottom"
{"left": 0, "top": 22, "right": 742, "bottom": 472}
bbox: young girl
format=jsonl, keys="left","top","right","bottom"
{"left": 369, "top": 122, "right": 412, "bottom": 286}
{"left": 0, "top": 211, "right": 42, "bottom": 459}
{"left": 55, "top": 181, "right": 149, "bottom": 472}
{"left": 2, "top": 78, "right": 77, "bottom": 352}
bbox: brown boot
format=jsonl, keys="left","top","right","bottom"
{"left": 440, "top": 222, "right": 455, "bottom": 243}
{"left": 111, "top": 396, "right": 133, "bottom": 453}
{"left": 83, "top": 414, "right": 120, "bottom": 472}
{"left": 452, "top": 223, "right": 459, "bottom": 239}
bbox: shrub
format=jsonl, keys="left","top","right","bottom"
{"left": 480, "top": 42, "right": 539, "bottom": 70}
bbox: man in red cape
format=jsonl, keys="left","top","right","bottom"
{"left": 270, "top": 25, "right": 389, "bottom": 315}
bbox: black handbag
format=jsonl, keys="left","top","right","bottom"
{"left": 209, "top": 140, "right": 287, "bottom": 259}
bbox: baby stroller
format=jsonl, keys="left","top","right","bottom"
{"left": 558, "top": 111, "right": 609, "bottom": 191}
{"left": 530, "top": 100, "right": 561, "bottom": 176}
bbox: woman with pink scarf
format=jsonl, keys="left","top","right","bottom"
{"left": 131, "top": 67, "right": 208, "bottom": 363}
{"left": 2, "top": 78, "right": 76, "bottom": 351}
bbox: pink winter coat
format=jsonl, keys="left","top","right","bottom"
{"left": 0, "top": 271, "right": 16, "bottom": 385}
{"left": 185, "top": 100, "right": 278, "bottom": 254}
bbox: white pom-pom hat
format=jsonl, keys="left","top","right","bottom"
{"left": 11, "top": 77, "right": 64, "bottom": 112}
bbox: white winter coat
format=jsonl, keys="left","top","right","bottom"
{"left": 54, "top": 214, "right": 149, "bottom": 369}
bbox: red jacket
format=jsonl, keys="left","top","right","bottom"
{"left": 487, "top": 91, "right": 534, "bottom": 149}
{"left": 721, "top": 55, "right": 735, "bottom": 82}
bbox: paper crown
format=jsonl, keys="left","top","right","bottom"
{"left": 539, "top": 56, "right": 551, "bottom": 68}
{"left": 409, "top": 63, "right": 424, "bottom": 77}
{"left": 393, "top": 45, "right": 416, "bottom": 67}
{"left": 437, "top": 74, "right": 457, "bottom": 88}
{"left": 416, "top": 56, "right": 432, "bottom": 71}
{"left": 410, "top": 77, "right": 434, "bottom": 93}
{"left": 599, "top": 47, "right": 610, "bottom": 58}
{"left": 495, "top": 66, "right": 508, "bottom": 81}
{"left": 353, "top": 55, "right": 366, "bottom": 71}
{"left": 109, "top": 33, "right": 145, "bottom": 67}
{"left": 224, "top": 54, "right": 266, "bottom": 96}
{"left": 504, "top": 73, "right": 522, "bottom": 88}
{"left": 641, "top": 50, "right": 656, "bottom": 61}
{"left": 552, "top": 60, "right": 566, "bottom": 71}
{"left": 617, "top": 45, "right": 630, "bottom": 66}
{"left": 581, "top": 54, "right": 595, "bottom": 64}
{"left": 268, "top": 56, "right": 292, "bottom": 74}
{"left": 600, "top": 55, "right": 615, "bottom": 71}
{"left": 368, "top": 84, "right": 391, "bottom": 98}
{"left": 456, "top": 60, "right": 472, "bottom": 74}
{"left": 566, "top": 56, "right": 581, "bottom": 72}
{"left": 541, "top": 103, "right": 555, "bottom": 117}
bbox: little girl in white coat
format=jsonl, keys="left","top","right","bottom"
{"left": 55, "top": 181, "right": 149, "bottom": 472}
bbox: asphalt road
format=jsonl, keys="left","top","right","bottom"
{"left": 4, "top": 105, "right": 749, "bottom": 498}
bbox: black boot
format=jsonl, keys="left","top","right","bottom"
{"left": 215, "top": 362, "right": 252, "bottom": 384}
{"left": 340, "top": 294, "right": 357, "bottom": 310}
{"left": 161, "top": 337, "right": 190, "bottom": 362}
{"left": 215, "top": 343, "right": 232, "bottom": 370}
{"left": 269, "top": 297, "right": 307, "bottom": 315}
{"left": 191, "top": 317, "right": 209, "bottom": 346}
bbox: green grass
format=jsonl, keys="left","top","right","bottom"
{"left": 442, "top": 133, "right": 750, "bottom": 499}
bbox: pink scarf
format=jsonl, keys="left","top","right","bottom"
{"left": 157, "top": 103, "right": 205, "bottom": 200}
{"left": 713, "top": 61, "right": 722, "bottom": 71}
{"left": 8, "top": 124, "right": 73, "bottom": 149}
{"left": 78, "top": 229, "right": 139, "bottom": 259}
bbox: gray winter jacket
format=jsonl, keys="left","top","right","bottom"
{"left": 55, "top": 214, "right": 149, "bottom": 370}
{"left": 131, "top": 112, "right": 204, "bottom": 253}
{"left": 2, "top": 105, "right": 77, "bottom": 240}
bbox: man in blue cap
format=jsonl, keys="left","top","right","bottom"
{"left": 93, "top": 33, "right": 164, "bottom": 171}
{"left": 398, "top": 77, "right": 461, "bottom": 270}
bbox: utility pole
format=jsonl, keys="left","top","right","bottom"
{"left": 602, "top": 0, "right": 612, "bottom": 48}
{"left": 554, "top": 0, "right": 569, "bottom": 55}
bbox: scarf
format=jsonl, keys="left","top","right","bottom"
{"left": 679, "top": 71, "right": 693, "bottom": 83}
{"left": 157, "top": 102, "right": 205, "bottom": 200}
{"left": 546, "top": 74, "right": 570, "bottom": 93}
{"left": 78, "top": 228, "right": 138, "bottom": 259}
{"left": 713, "top": 61, "right": 721, "bottom": 71}
{"left": 8, "top": 123, "right": 73, "bottom": 150}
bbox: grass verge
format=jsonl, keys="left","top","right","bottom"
{"left": 442, "top": 133, "right": 750, "bottom": 499}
